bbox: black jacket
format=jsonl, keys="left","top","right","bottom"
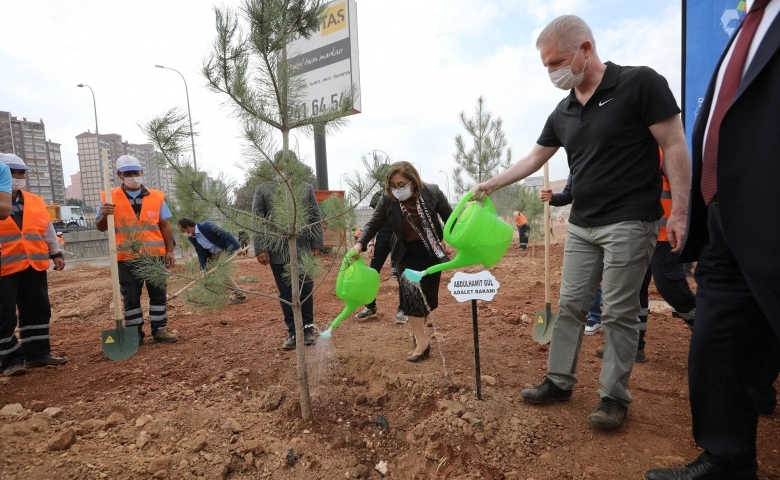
{"left": 680, "top": 13, "right": 780, "bottom": 326}
{"left": 188, "top": 222, "right": 242, "bottom": 270}
{"left": 550, "top": 174, "right": 573, "bottom": 207}
{"left": 357, "top": 184, "right": 452, "bottom": 262}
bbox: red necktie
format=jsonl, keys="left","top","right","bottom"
{"left": 701, "top": 0, "right": 770, "bottom": 205}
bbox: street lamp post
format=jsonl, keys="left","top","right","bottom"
{"left": 155, "top": 65, "right": 197, "bottom": 171}
{"left": 78, "top": 83, "right": 123, "bottom": 326}
{"left": 438, "top": 170, "right": 451, "bottom": 200}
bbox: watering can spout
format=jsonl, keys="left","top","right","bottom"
{"left": 424, "top": 254, "right": 474, "bottom": 277}
{"left": 328, "top": 301, "right": 360, "bottom": 332}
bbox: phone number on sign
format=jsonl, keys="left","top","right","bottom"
{"left": 294, "top": 92, "right": 348, "bottom": 118}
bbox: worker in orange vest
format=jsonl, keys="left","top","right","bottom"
{"left": 513, "top": 211, "right": 530, "bottom": 250}
{"left": 0, "top": 153, "right": 67, "bottom": 377}
{"left": 96, "top": 155, "right": 177, "bottom": 345}
{"left": 56, "top": 231, "right": 65, "bottom": 250}
{"left": 0, "top": 161, "right": 10, "bottom": 220}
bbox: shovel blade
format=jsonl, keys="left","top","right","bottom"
{"left": 101, "top": 327, "right": 139, "bottom": 361}
{"left": 532, "top": 309, "right": 558, "bottom": 345}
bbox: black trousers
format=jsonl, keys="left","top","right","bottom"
{"left": 365, "top": 229, "right": 402, "bottom": 311}
{"left": 689, "top": 203, "right": 780, "bottom": 474}
{"left": 0, "top": 266, "right": 52, "bottom": 369}
{"left": 518, "top": 225, "right": 530, "bottom": 248}
{"left": 270, "top": 263, "right": 314, "bottom": 334}
{"left": 117, "top": 259, "right": 168, "bottom": 340}
{"left": 637, "top": 241, "right": 697, "bottom": 348}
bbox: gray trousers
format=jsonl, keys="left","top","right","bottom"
{"left": 547, "top": 220, "right": 658, "bottom": 405}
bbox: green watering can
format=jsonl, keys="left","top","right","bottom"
{"left": 404, "top": 191, "right": 514, "bottom": 283}
{"left": 320, "top": 250, "right": 380, "bottom": 338}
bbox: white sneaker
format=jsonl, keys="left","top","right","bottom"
{"left": 394, "top": 308, "right": 408, "bottom": 324}
{"left": 584, "top": 321, "right": 603, "bottom": 335}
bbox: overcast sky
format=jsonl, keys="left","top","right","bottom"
{"left": 1, "top": 0, "right": 682, "bottom": 196}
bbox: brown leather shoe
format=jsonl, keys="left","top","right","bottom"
{"left": 587, "top": 397, "right": 627, "bottom": 429}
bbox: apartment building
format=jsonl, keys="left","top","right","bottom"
{"left": 0, "top": 110, "right": 66, "bottom": 204}
{"left": 65, "top": 172, "right": 83, "bottom": 200}
{"left": 76, "top": 132, "right": 182, "bottom": 209}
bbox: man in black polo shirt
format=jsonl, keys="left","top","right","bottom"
{"left": 473, "top": 14, "right": 690, "bottom": 429}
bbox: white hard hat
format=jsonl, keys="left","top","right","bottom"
{"left": 56, "top": 231, "right": 63, "bottom": 236}
{"left": 0, "top": 153, "right": 31, "bottom": 170}
{"left": 116, "top": 155, "right": 142, "bottom": 172}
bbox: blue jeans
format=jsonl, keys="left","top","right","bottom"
{"left": 587, "top": 286, "right": 602, "bottom": 323}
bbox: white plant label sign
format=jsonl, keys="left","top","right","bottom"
{"left": 448, "top": 271, "right": 500, "bottom": 303}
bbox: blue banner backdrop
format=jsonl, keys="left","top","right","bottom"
{"left": 683, "top": 0, "right": 746, "bottom": 152}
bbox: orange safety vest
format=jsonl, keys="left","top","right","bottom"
{"left": 514, "top": 212, "right": 528, "bottom": 227}
{"left": 0, "top": 191, "right": 52, "bottom": 276}
{"left": 57, "top": 237, "right": 65, "bottom": 248}
{"left": 101, "top": 187, "right": 167, "bottom": 261}
{"left": 658, "top": 148, "right": 672, "bottom": 242}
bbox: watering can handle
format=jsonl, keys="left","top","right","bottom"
{"left": 341, "top": 249, "right": 359, "bottom": 270}
{"left": 444, "top": 191, "right": 498, "bottom": 234}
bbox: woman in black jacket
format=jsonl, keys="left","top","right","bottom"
{"left": 352, "top": 162, "right": 453, "bottom": 362}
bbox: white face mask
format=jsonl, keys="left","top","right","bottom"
{"left": 392, "top": 184, "right": 413, "bottom": 201}
{"left": 123, "top": 175, "right": 144, "bottom": 189}
{"left": 11, "top": 178, "right": 26, "bottom": 192}
{"left": 549, "top": 47, "right": 587, "bottom": 90}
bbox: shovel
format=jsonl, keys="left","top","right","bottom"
{"left": 533, "top": 163, "right": 558, "bottom": 345}
{"left": 100, "top": 164, "right": 139, "bottom": 361}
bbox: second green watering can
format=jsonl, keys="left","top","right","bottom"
{"left": 320, "top": 250, "right": 380, "bottom": 338}
{"left": 404, "top": 191, "right": 514, "bottom": 282}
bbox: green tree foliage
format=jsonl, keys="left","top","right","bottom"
{"left": 65, "top": 198, "right": 84, "bottom": 207}
{"left": 452, "top": 96, "right": 512, "bottom": 199}
{"left": 139, "top": 0, "right": 379, "bottom": 421}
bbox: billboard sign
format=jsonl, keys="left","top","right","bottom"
{"left": 683, "top": 0, "right": 746, "bottom": 151}
{"left": 287, "top": 0, "right": 361, "bottom": 118}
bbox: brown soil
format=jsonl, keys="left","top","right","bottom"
{"left": 1, "top": 229, "right": 778, "bottom": 480}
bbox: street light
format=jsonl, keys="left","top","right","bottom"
{"left": 76, "top": 84, "right": 106, "bottom": 193}
{"left": 412, "top": 162, "right": 423, "bottom": 177}
{"left": 439, "top": 170, "right": 451, "bottom": 200}
{"left": 155, "top": 65, "right": 198, "bottom": 171}
{"left": 78, "top": 83, "right": 123, "bottom": 324}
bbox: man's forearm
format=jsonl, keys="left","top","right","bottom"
{"left": 664, "top": 142, "right": 691, "bottom": 214}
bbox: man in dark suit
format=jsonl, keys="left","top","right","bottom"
{"left": 645, "top": 1, "right": 780, "bottom": 479}
{"left": 177, "top": 217, "right": 247, "bottom": 305}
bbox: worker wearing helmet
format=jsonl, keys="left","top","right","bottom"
{"left": 96, "top": 155, "right": 177, "bottom": 345}
{"left": 0, "top": 153, "right": 67, "bottom": 377}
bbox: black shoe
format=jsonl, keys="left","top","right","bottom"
{"left": 644, "top": 455, "right": 759, "bottom": 480}
{"left": 407, "top": 344, "right": 430, "bottom": 363}
{"left": 2, "top": 363, "right": 27, "bottom": 377}
{"left": 304, "top": 329, "right": 316, "bottom": 346}
{"left": 283, "top": 334, "right": 296, "bottom": 350}
{"left": 587, "top": 397, "right": 628, "bottom": 429}
{"left": 25, "top": 355, "right": 68, "bottom": 368}
{"left": 520, "top": 377, "right": 572, "bottom": 404}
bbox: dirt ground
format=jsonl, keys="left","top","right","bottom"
{"left": 1, "top": 225, "right": 778, "bottom": 480}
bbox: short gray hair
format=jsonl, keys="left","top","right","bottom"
{"left": 536, "top": 15, "right": 596, "bottom": 54}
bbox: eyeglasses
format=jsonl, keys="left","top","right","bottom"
{"left": 389, "top": 181, "right": 411, "bottom": 190}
